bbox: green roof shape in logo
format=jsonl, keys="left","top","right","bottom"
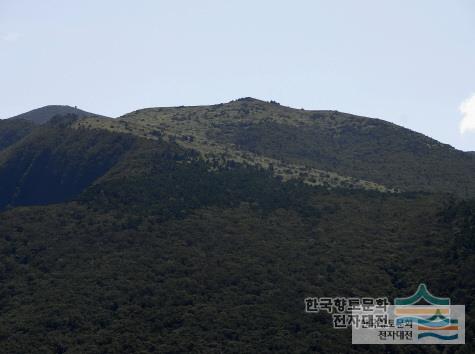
{"left": 395, "top": 283, "right": 450, "bottom": 306}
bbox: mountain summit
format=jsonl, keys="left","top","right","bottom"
{"left": 7, "top": 105, "right": 96, "bottom": 124}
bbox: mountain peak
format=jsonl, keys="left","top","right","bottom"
{"left": 236, "top": 97, "right": 284, "bottom": 105}
{"left": 234, "top": 97, "right": 264, "bottom": 103}
{"left": 8, "top": 105, "right": 96, "bottom": 124}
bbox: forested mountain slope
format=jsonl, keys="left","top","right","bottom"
{"left": 0, "top": 119, "right": 36, "bottom": 151}
{"left": 0, "top": 104, "right": 473, "bottom": 353}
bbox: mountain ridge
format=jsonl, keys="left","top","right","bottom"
{"left": 2, "top": 98, "right": 475, "bottom": 204}
{"left": 74, "top": 98, "right": 475, "bottom": 196}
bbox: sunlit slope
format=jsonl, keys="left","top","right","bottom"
{"left": 77, "top": 98, "right": 475, "bottom": 196}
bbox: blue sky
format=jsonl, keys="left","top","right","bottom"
{"left": 1, "top": 0, "right": 474, "bottom": 150}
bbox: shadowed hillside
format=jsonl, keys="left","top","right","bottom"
{"left": 0, "top": 116, "right": 136, "bottom": 209}
{"left": 0, "top": 119, "right": 36, "bottom": 151}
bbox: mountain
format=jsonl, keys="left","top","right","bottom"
{"left": 3, "top": 98, "right": 474, "bottom": 210}
{"left": 77, "top": 97, "right": 475, "bottom": 197}
{"left": 0, "top": 101, "right": 474, "bottom": 353}
{"left": 7, "top": 105, "right": 96, "bottom": 124}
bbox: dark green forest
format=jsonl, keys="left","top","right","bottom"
{"left": 0, "top": 109, "right": 473, "bottom": 353}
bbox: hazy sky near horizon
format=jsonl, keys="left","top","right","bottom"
{"left": 1, "top": 0, "right": 474, "bottom": 150}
